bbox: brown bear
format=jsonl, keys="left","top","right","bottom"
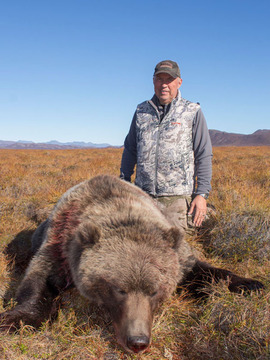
{"left": 0, "top": 175, "right": 264, "bottom": 353}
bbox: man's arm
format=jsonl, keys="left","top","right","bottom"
{"left": 120, "top": 112, "right": 137, "bottom": 182}
{"left": 189, "top": 108, "right": 213, "bottom": 226}
{"left": 192, "top": 108, "right": 213, "bottom": 195}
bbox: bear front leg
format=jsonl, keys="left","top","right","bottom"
{"left": 180, "top": 260, "right": 264, "bottom": 297}
{"left": 0, "top": 256, "right": 60, "bottom": 332}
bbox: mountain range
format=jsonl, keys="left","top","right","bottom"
{"left": 0, "top": 140, "right": 112, "bottom": 150}
{"left": 0, "top": 129, "right": 269, "bottom": 149}
{"left": 209, "top": 129, "right": 270, "bottom": 147}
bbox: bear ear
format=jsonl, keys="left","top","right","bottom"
{"left": 75, "top": 222, "right": 100, "bottom": 247}
{"left": 164, "top": 227, "right": 184, "bottom": 249}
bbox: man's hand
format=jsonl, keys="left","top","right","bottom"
{"left": 188, "top": 195, "right": 207, "bottom": 227}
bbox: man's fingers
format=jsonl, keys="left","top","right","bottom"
{"left": 193, "top": 211, "right": 206, "bottom": 227}
{"left": 188, "top": 195, "right": 207, "bottom": 227}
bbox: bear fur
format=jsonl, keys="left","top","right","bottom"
{"left": 0, "top": 175, "right": 264, "bottom": 353}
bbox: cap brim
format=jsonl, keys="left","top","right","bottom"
{"left": 154, "top": 68, "right": 179, "bottom": 78}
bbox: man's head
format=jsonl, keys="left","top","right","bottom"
{"left": 153, "top": 60, "right": 182, "bottom": 105}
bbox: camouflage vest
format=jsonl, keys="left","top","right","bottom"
{"left": 135, "top": 94, "right": 200, "bottom": 197}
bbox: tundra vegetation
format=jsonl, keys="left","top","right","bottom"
{"left": 0, "top": 146, "right": 269, "bottom": 360}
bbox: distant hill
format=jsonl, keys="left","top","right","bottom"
{"left": 209, "top": 129, "right": 270, "bottom": 146}
{"left": 0, "top": 140, "right": 113, "bottom": 150}
{"left": 0, "top": 129, "right": 269, "bottom": 149}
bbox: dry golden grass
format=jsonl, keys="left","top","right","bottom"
{"left": 0, "top": 147, "right": 269, "bottom": 359}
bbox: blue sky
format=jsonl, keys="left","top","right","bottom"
{"left": 1, "top": 0, "right": 269, "bottom": 145}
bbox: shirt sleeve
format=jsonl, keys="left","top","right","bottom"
{"left": 120, "top": 112, "right": 137, "bottom": 181}
{"left": 192, "top": 108, "right": 213, "bottom": 195}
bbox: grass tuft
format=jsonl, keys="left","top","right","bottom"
{"left": 205, "top": 211, "right": 270, "bottom": 263}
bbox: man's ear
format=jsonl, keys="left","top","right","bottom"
{"left": 75, "top": 222, "right": 100, "bottom": 248}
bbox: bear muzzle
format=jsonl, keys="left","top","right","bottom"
{"left": 111, "top": 291, "right": 153, "bottom": 353}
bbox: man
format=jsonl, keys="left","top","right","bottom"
{"left": 120, "top": 60, "right": 212, "bottom": 230}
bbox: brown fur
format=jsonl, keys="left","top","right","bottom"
{"left": 0, "top": 175, "right": 264, "bottom": 353}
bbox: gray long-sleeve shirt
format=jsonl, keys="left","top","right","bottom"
{"left": 120, "top": 93, "right": 212, "bottom": 196}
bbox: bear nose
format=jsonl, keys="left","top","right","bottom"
{"left": 127, "top": 335, "right": 150, "bottom": 353}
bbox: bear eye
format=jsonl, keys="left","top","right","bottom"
{"left": 150, "top": 291, "right": 158, "bottom": 297}
{"left": 115, "top": 288, "right": 127, "bottom": 296}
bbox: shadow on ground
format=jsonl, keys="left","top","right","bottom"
{"left": 2, "top": 229, "right": 35, "bottom": 305}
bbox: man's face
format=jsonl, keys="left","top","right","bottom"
{"left": 153, "top": 73, "right": 182, "bottom": 105}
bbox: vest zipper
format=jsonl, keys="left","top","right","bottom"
{"left": 154, "top": 123, "right": 161, "bottom": 196}
{"left": 149, "top": 101, "right": 173, "bottom": 196}
{"left": 149, "top": 101, "right": 163, "bottom": 196}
